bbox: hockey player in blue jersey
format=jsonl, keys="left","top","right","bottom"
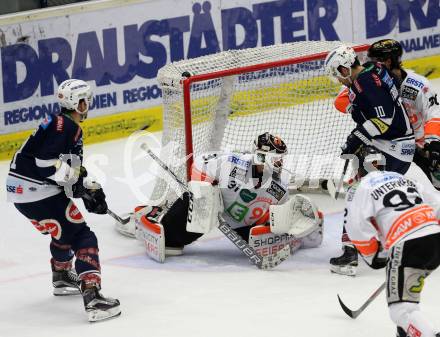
{"left": 324, "top": 45, "right": 416, "bottom": 276}
{"left": 6, "top": 79, "right": 120, "bottom": 322}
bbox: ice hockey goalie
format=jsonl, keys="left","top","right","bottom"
{"left": 115, "top": 132, "right": 324, "bottom": 264}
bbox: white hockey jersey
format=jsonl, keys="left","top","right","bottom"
{"left": 191, "top": 152, "right": 289, "bottom": 229}
{"left": 344, "top": 170, "right": 440, "bottom": 266}
{"left": 400, "top": 70, "right": 440, "bottom": 147}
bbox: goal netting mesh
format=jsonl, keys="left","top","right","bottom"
{"left": 149, "top": 41, "right": 368, "bottom": 205}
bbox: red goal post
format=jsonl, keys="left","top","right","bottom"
{"left": 153, "top": 42, "right": 369, "bottom": 203}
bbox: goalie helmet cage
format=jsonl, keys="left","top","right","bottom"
{"left": 150, "top": 41, "right": 369, "bottom": 204}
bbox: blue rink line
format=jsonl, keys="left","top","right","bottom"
{"left": 106, "top": 211, "right": 344, "bottom": 272}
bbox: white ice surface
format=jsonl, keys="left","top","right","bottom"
{"left": 2, "top": 79, "right": 440, "bottom": 337}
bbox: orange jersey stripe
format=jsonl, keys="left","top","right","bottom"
{"left": 352, "top": 238, "right": 379, "bottom": 257}
{"left": 385, "top": 205, "right": 437, "bottom": 249}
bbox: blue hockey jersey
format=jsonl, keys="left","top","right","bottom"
{"left": 6, "top": 113, "right": 83, "bottom": 203}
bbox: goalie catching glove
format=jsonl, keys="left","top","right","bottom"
{"left": 270, "top": 194, "right": 322, "bottom": 238}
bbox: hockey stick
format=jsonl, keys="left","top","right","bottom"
{"left": 141, "top": 143, "right": 290, "bottom": 270}
{"left": 330, "top": 158, "right": 350, "bottom": 200}
{"left": 82, "top": 194, "right": 131, "bottom": 224}
{"left": 337, "top": 281, "right": 386, "bottom": 319}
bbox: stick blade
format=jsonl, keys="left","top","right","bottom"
{"left": 337, "top": 294, "right": 357, "bottom": 319}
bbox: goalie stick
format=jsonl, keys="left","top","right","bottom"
{"left": 141, "top": 143, "right": 290, "bottom": 270}
{"left": 337, "top": 281, "right": 386, "bottom": 319}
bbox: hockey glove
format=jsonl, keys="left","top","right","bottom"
{"left": 82, "top": 187, "right": 108, "bottom": 214}
{"left": 71, "top": 166, "right": 88, "bottom": 198}
{"left": 370, "top": 242, "right": 387, "bottom": 270}
{"left": 424, "top": 141, "right": 440, "bottom": 172}
{"left": 341, "top": 128, "right": 372, "bottom": 156}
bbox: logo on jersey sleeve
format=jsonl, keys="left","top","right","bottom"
{"left": 226, "top": 202, "right": 249, "bottom": 222}
{"left": 228, "top": 155, "right": 250, "bottom": 168}
{"left": 229, "top": 167, "right": 247, "bottom": 181}
{"left": 266, "top": 181, "right": 286, "bottom": 201}
{"left": 40, "top": 115, "right": 53, "bottom": 129}
{"left": 401, "top": 85, "right": 419, "bottom": 101}
{"left": 56, "top": 116, "right": 64, "bottom": 132}
{"left": 6, "top": 184, "right": 23, "bottom": 194}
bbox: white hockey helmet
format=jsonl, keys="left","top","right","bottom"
{"left": 57, "top": 79, "right": 92, "bottom": 120}
{"left": 324, "top": 45, "right": 357, "bottom": 81}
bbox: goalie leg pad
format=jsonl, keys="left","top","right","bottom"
{"left": 249, "top": 225, "right": 302, "bottom": 256}
{"left": 301, "top": 212, "right": 324, "bottom": 248}
{"left": 138, "top": 215, "right": 166, "bottom": 263}
{"left": 270, "top": 194, "right": 321, "bottom": 238}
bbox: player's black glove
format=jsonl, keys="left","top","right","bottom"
{"left": 71, "top": 166, "right": 88, "bottom": 198}
{"left": 370, "top": 242, "right": 387, "bottom": 269}
{"left": 341, "top": 129, "right": 370, "bottom": 155}
{"left": 82, "top": 187, "right": 108, "bottom": 214}
{"left": 424, "top": 141, "right": 440, "bottom": 173}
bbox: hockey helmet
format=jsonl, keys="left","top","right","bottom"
{"left": 367, "top": 39, "right": 403, "bottom": 70}
{"left": 324, "top": 45, "right": 357, "bottom": 82}
{"left": 355, "top": 146, "right": 386, "bottom": 180}
{"left": 57, "top": 79, "right": 92, "bottom": 120}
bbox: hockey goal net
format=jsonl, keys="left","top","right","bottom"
{"left": 150, "top": 41, "right": 369, "bottom": 203}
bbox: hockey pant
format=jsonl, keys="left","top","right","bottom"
{"left": 14, "top": 192, "right": 101, "bottom": 286}
{"left": 161, "top": 192, "right": 203, "bottom": 248}
{"left": 387, "top": 233, "right": 440, "bottom": 337}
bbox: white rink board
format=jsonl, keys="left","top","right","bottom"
{"left": 1, "top": 0, "right": 439, "bottom": 134}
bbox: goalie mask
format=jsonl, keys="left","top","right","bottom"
{"left": 57, "top": 79, "right": 93, "bottom": 121}
{"left": 354, "top": 146, "right": 386, "bottom": 180}
{"left": 367, "top": 39, "right": 403, "bottom": 70}
{"left": 253, "top": 132, "right": 287, "bottom": 180}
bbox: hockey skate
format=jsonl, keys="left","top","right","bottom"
{"left": 330, "top": 246, "right": 358, "bottom": 276}
{"left": 82, "top": 284, "right": 121, "bottom": 322}
{"left": 51, "top": 260, "right": 81, "bottom": 296}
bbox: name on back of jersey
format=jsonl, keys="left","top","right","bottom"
{"left": 370, "top": 176, "right": 417, "bottom": 201}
